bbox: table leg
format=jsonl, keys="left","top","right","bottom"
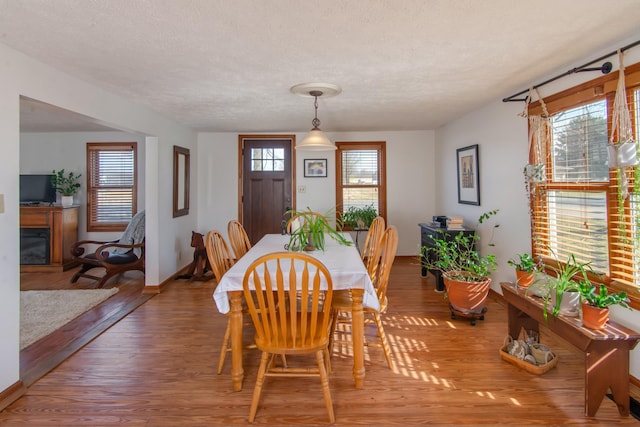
{"left": 350, "top": 288, "right": 365, "bottom": 388}
{"left": 228, "top": 290, "right": 244, "bottom": 391}
{"left": 506, "top": 303, "right": 539, "bottom": 340}
{"left": 585, "top": 341, "right": 631, "bottom": 416}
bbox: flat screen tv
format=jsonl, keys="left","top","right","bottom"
{"left": 20, "top": 174, "right": 57, "bottom": 205}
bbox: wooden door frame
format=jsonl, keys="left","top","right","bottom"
{"left": 237, "top": 134, "right": 296, "bottom": 225}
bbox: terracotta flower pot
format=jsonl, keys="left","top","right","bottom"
{"left": 581, "top": 302, "right": 609, "bottom": 330}
{"left": 443, "top": 271, "right": 491, "bottom": 314}
{"left": 515, "top": 270, "right": 534, "bottom": 287}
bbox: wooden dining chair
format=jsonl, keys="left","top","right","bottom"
{"left": 227, "top": 220, "right": 252, "bottom": 260}
{"left": 242, "top": 252, "right": 335, "bottom": 423}
{"left": 330, "top": 225, "right": 398, "bottom": 369}
{"left": 204, "top": 230, "right": 237, "bottom": 374}
{"left": 361, "top": 216, "right": 385, "bottom": 281}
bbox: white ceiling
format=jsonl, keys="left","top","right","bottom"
{"left": 2, "top": 0, "right": 639, "bottom": 133}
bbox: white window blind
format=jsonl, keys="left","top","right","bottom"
{"left": 87, "top": 142, "right": 137, "bottom": 231}
{"left": 341, "top": 149, "right": 379, "bottom": 212}
{"left": 335, "top": 141, "right": 387, "bottom": 225}
{"left": 529, "top": 66, "right": 640, "bottom": 298}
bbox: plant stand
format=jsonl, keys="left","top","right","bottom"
{"left": 449, "top": 303, "right": 487, "bottom": 326}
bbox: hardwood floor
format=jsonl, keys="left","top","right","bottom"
{"left": 3, "top": 258, "right": 639, "bottom": 426}
{"left": 19, "top": 268, "right": 152, "bottom": 387}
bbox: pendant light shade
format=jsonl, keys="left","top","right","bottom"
{"left": 290, "top": 83, "right": 341, "bottom": 151}
{"left": 297, "top": 129, "right": 335, "bottom": 151}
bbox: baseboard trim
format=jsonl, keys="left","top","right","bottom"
{"left": 0, "top": 380, "right": 26, "bottom": 412}
{"left": 142, "top": 265, "right": 194, "bottom": 295}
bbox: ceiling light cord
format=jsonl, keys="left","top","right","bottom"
{"left": 310, "top": 90, "right": 322, "bottom": 130}
{"left": 290, "top": 83, "right": 340, "bottom": 151}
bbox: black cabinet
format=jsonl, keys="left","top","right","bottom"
{"left": 419, "top": 223, "right": 475, "bottom": 292}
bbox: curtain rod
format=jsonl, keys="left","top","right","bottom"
{"left": 502, "top": 39, "right": 640, "bottom": 102}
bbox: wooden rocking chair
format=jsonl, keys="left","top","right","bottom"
{"left": 70, "top": 210, "right": 145, "bottom": 288}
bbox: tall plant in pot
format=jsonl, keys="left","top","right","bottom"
{"left": 421, "top": 210, "right": 499, "bottom": 321}
{"left": 578, "top": 282, "right": 631, "bottom": 330}
{"left": 51, "top": 169, "right": 81, "bottom": 206}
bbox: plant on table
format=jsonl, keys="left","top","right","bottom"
{"left": 340, "top": 204, "right": 378, "bottom": 229}
{"left": 507, "top": 253, "right": 541, "bottom": 287}
{"left": 542, "top": 253, "right": 593, "bottom": 320}
{"left": 578, "top": 281, "right": 631, "bottom": 329}
{"left": 579, "top": 282, "right": 630, "bottom": 309}
{"left": 285, "top": 208, "right": 351, "bottom": 252}
{"left": 51, "top": 169, "right": 82, "bottom": 196}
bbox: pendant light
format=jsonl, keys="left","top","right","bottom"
{"left": 290, "top": 83, "right": 341, "bottom": 151}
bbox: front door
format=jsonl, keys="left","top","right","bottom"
{"left": 240, "top": 136, "right": 295, "bottom": 244}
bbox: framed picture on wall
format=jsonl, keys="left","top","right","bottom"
{"left": 304, "top": 159, "right": 327, "bottom": 177}
{"left": 456, "top": 144, "right": 480, "bottom": 205}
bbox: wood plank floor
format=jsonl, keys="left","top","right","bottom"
{"left": 2, "top": 257, "right": 639, "bottom": 426}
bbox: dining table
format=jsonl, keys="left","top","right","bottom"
{"left": 212, "top": 233, "right": 380, "bottom": 391}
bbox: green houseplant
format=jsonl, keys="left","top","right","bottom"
{"left": 420, "top": 210, "right": 499, "bottom": 319}
{"left": 507, "top": 253, "right": 541, "bottom": 287}
{"left": 542, "top": 253, "right": 593, "bottom": 320}
{"left": 51, "top": 169, "right": 81, "bottom": 206}
{"left": 341, "top": 204, "right": 378, "bottom": 229}
{"left": 285, "top": 208, "right": 351, "bottom": 252}
{"left": 578, "top": 282, "right": 631, "bottom": 330}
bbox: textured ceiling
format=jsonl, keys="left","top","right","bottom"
{"left": 2, "top": 0, "right": 639, "bottom": 133}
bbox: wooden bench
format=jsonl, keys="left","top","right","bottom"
{"left": 500, "top": 282, "right": 640, "bottom": 417}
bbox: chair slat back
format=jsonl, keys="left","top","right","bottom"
{"left": 374, "top": 226, "right": 399, "bottom": 303}
{"left": 227, "top": 220, "right": 252, "bottom": 260}
{"left": 362, "top": 216, "right": 385, "bottom": 280}
{"left": 243, "top": 252, "right": 333, "bottom": 351}
{"left": 205, "top": 230, "right": 235, "bottom": 283}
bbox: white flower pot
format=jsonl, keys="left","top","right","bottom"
{"left": 61, "top": 195, "right": 73, "bottom": 207}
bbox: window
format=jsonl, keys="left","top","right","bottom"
{"left": 335, "top": 141, "right": 386, "bottom": 227}
{"left": 86, "top": 142, "right": 137, "bottom": 232}
{"left": 528, "top": 62, "right": 640, "bottom": 305}
{"left": 250, "top": 147, "right": 285, "bottom": 171}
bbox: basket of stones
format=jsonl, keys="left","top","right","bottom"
{"left": 500, "top": 336, "right": 558, "bottom": 375}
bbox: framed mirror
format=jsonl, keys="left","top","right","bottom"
{"left": 173, "top": 145, "right": 190, "bottom": 217}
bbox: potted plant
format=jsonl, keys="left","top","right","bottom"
{"left": 341, "top": 204, "right": 378, "bottom": 229}
{"left": 420, "top": 210, "right": 499, "bottom": 319}
{"left": 51, "top": 169, "right": 81, "bottom": 206}
{"left": 507, "top": 253, "right": 541, "bottom": 288}
{"left": 542, "top": 253, "right": 593, "bottom": 320}
{"left": 578, "top": 282, "right": 631, "bottom": 330}
{"left": 285, "top": 208, "right": 351, "bottom": 252}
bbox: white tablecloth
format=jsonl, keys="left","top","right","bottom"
{"left": 212, "top": 233, "right": 380, "bottom": 314}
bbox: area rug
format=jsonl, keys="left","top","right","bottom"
{"left": 20, "top": 288, "right": 119, "bottom": 350}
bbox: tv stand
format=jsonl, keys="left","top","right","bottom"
{"left": 20, "top": 205, "right": 79, "bottom": 272}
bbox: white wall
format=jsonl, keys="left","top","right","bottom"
{"left": 0, "top": 43, "right": 197, "bottom": 396}
{"left": 434, "top": 35, "right": 640, "bottom": 378}
{"left": 20, "top": 131, "right": 147, "bottom": 242}
{"left": 197, "top": 131, "right": 435, "bottom": 256}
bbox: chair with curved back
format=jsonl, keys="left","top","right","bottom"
{"left": 361, "top": 216, "right": 385, "bottom": 281}
{"left": 242, "top": 251, "right": 335, "bottom": 423}
{"left": 205, "top": 230, "right": 237, "bottom": 374}
{"left": 227, "top": 220, "right": 252, "bottom": 260}
{"left": 70, "top": 210, "right": 145, "bottom": 288}
{"left": 330, "top": 225, "right": 398, "bottom": 369}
